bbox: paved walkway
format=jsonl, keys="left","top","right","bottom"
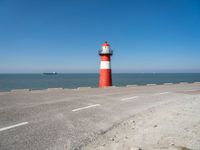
{"left": 0, "top": 83, "right": 200, "bottom": 150}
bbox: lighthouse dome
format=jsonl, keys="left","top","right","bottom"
{"left": 102, "top": 41, "right": 110, "bottom": 47}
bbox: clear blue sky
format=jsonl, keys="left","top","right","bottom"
{"left": 0, "top": 0, "right": 200, "bottom": 73}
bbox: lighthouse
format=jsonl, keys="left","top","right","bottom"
{"left": 99, "top": 41, "right": 113, "bottom": 87}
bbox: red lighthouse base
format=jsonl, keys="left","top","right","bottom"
{"left": 99, "top": 69, "right": 112, "bottom": 87}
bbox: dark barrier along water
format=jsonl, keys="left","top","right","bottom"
{"left": 0, "top": 73, "right": 200, "bottom": 91}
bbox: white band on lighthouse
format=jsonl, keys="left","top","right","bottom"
{"left": 100, "top": 61, "right": 111, "bottom": 69}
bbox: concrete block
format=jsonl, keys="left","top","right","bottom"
{"left": 11, "top": 89, "right": 30, "bottom": 92}
{"left": 164, "top": 83, "right": 173, "bottom": 85}
{"left": 30, "top": 89, "right": 47, "bottom": 93}
{"left": 126, "top": 85, "right": 138, "bottom": 87}
{"left": 77, "top": 87, "right": 91, "bottom": 90}
{"left": 179, "top": 82, "right": 188, "bottom": 84}
{"left": 62, "top": 88, "right": 74, "bottom": 91}
{"left": 46, "top": 88, "right": 63, "bottom": 91}
{"left": 194, "top": 82, "right": 200, "bottom": 84}
{"left": 102, "top": 86, "right": 118, "bottom": 89}
{"left": 0, "top": 92, "right": 10, "bottom": 95}
{"left": 146, "top": 84, "right": 157, "bottom": 86}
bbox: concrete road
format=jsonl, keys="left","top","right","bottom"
{"left": 0, "top": 83, "right": 200, "bottom": 150}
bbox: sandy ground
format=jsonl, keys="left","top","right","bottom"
{"left": 83, "top": 92, "right": 200, "bottom": 150}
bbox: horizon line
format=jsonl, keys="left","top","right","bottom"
{"left": 0, "top": 72, "right": 200, "bottom": 74}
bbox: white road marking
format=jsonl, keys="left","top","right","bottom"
{"left": 121, "top": 96, "right": 139, "bottom": 101}
{"left": 72, "top": 104, "right": 101, "bottom": 112}
{"left": 0, "top": 122, "right": 28, "bottom": 132}
{"left": 154, "top": 92, "right": 170, "bottom": 95}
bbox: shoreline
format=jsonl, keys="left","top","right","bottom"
{"left": 1, "top": 82, "right": 200, "bottom": 93}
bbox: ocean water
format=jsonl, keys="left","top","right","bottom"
{"left": 0, "top": 73, "right": 200, "bottom": 92}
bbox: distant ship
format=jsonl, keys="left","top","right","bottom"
{"left": 43, "top": 72, "right": 58, "bottom": 75}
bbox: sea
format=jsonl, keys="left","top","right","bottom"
{"left": 0, "top": 73, "right": 200, "bottom": 92}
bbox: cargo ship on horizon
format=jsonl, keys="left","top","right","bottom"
{"left": 43, "top": 72, "right": 58, "bottom": 75}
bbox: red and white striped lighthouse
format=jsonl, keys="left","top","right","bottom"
{"left": 99, "top": 41, "right": 113, "bottom": 87}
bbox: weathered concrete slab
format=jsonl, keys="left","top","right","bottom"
{"left": 30, "top": 89, "right": 47, "bottom": 93}
{"left": 62, "top": 88, "right": 75, "bottom": 91}
{"left": 46, "top": 88, "right": 63, "bottom": 91}
{"left": 77, "top": 87, "right": 91, "bottom": 90}
{"left": 146, "top": 84, "right": 157, "bottom": 86}
{"left": 101, "top": 86, "right": 119, "bottom": 89}
{"left": 126, "top": 85, "right": 138, "bottom": 87}
{"left": 179, "top": 82, "right": 189, "bottom": 84}
{"left": 11, "top": 89, "right": 30, "bottom": 93}
{"left": 0, "top": 92, "right": 10, "bottom": 95}
{"left": 163, "top": 83, "right": 173, "bottom": 85}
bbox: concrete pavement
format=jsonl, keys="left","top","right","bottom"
{"left": 0, "top": 83, "right": 200, "bottom": 150}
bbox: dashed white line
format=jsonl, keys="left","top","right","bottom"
{"left": 121, "top": 96, "right": 139, "bottom": 101}
{"left": 154, "top": 92, "right": 170, "bottom": 95}
{"left": 72, "top": 104, "right": 101, "bottom": 112}
{"left": 0, "top": 122, "right": 28, "bottom": 132}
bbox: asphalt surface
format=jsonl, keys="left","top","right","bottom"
{"left": 0, "top": 83, "right": 200, "bottom": 150}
